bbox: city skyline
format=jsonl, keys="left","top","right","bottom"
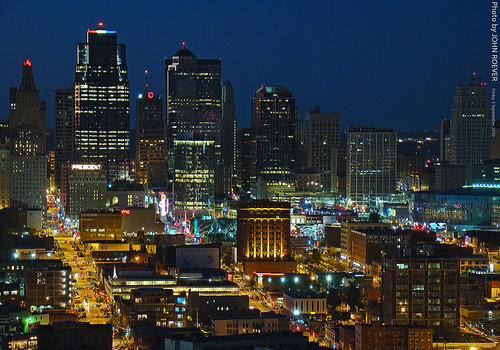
{"left": 0, "top": 1, "right": 492, "bottom": 131}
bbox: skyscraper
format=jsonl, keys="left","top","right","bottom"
{"left": 235, "top": 127, "right": 256, "bottom": 197}
{"left": 449, "top": 73, "right": 492, "bottom": 165}
{"left": 304, "top": 106, "right": 340, "bottom": 192}
{"left": 54, "top": 88, "right": 74, "bottom": 190}
{"left": 135, "top": 91, "right": 164, "bottom": 188}
{"left": 74, "top": 23, "right": 130, "bottom": 181}
{"left": 9, "top": 59, "right": 47, "bottom": 211}
{"left": 220, "top": 80, "right": 237, "bottom": 198}
{"left": 165, "top": 44, "right": 221, "bottom": 210}
{"left": 252, "top": 85, "right": 295, "bottom": 198}
{"left": 347, "top": 126, "right": 397, "bottom": 206}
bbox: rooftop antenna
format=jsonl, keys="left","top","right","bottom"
{"left": 144, "top": 70, "right": 149, "bottom": 90}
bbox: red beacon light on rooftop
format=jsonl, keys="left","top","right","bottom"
{"left": 147, "top": 92, "right": 154, "bottom": 99}
{"left": 98, "top": 22, "right": 104, "bottom": 26}
{"left": 23, "top": 59, "right": 32, "bottom": 67}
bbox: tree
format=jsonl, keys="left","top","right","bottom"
{"left": 347, "top": 286, "right": 363, "bottom": 312}
{"left": 326, "top": 289, "right": 342, "bottom": 311}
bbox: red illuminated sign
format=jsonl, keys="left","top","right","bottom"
{"left": 120, "top": 209, "right": 131, "bottom": 215}
{"left": 147, "top": 92, "right": 154, "bottom": 99}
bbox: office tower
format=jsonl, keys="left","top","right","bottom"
{"left": 237, "top": 200, "right": 291, "bottom": 261}
{"left": 440, "top": 119, "right": 451, "bottom": 162}
{"left": 0, "top": 123, "right": 9, "bottom": 209}
{"left": 382, "top": 250, "right": 460, "bottom": 331}
{"left": 173, "top": 136, "right": 215, "bottom": 210}
{"left": 295, "top": 113, "right": 307, "bottom": 173}
{"left": 54, "top": 88, "right": 74, "bottom": 190}
{"left": 449, "top": 73, "right": 491, "bottom": 165}
{"left": 165, "top": 44, "right": 221, "bottom": 210}
{"left": 220, "top": 80, "right": 237, "bottom": 198}
{"left": 135, "top": 91, "right": 164, "bottom": 188}
{"left": 235, "top": 127, "right": 256, "bottom": 196}
{"left": 347, "top": 126, "right": 397, "bottom": 206}
{"left": 252, "top": 85, "right": 295, "bottom": 198}
{"left": 74, "top": 23, "right": 130, "bottom": 181}
{"left": 9, "top": 59, "right": 47, "bottom": 211}
{"left": 304, "top": 106, "right": 340, "bottom": 192}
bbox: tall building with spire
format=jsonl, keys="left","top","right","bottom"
{"left": 9, "top": 59, "right": 47, "bottom": 211}
{"left": 449, "top": 73, "right": 492, "bottom": 165}
{"left": 220, "top": 80, "right": 236, "bottom": 198}
{"left": 74, "top": 23, "right": 130, "bottom": 181}
{"left": 251, "top": 85, "right": 296, "bottom": 198}
{"left": 165, "top": 44, "right": 221, "bottom": 210}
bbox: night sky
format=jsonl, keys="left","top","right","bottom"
{"left": 0, "top": 1, "right": 492, "bottom": 131}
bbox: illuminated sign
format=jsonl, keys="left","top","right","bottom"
{"left": 147, "top": 92, "right": 154, "bottom": 99}
{"left": 160, "top": 194, "right": 166, "bottom": 216}
{"left": 120, "top": 209, "right": 131, "bottom": 215}
{"left": 88, "top": 29, "right": 116, "bottom": 34}
{"left": 71, "top": 164, "right": 101, "bottom": 171}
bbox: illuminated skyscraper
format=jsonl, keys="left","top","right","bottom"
{"left": 252, "top": 85, "right": 295, "bottom": 198}
{"left": 74, "top": 23, "right": 130, "bottom": 181}
{"left": 347, "top": 126, "right": 397, "bottom": 206}
{"left": 449, "top": 73, "right": 492, "bottom": 165}
{"left": 165, "top": 44, "right": 221, "bottom": 210}
{"left": 9, "top": 59, "right": 47, "bottom": 211}
{"left": 135, "top": 91, "right": 164, "bottom": 188}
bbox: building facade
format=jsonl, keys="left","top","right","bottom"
{"left": 79, "top": 211, "right": 123, "bottom": 241}
{"left": 347, "top": 126, "right": 397, "bottom": 206}
{"left": 25, "top": 264, "right": 72, "bottom": 311}
{"left": 235, "top": 127, "right": 256, "bottom": 196}
{"left": 252, "top": 85, "right": 295, "bottom": 198}
{"left": 54, "top": 88, "right": 74, "bottom": 190}
{"left": 410, "top": 187, "right": 500, "bottom": 228}
{"left": 135, "top": 91, "right": 164, "bottom": 188}
{"left": 66, "top": 163, "right": 107, "bottom": 221}
{"left": 449, "top": 73, "right": 491, "bottom": 165}
{"left": 165, "top": 45, "right": 221, "bottom": 211}
{"left": 0, "top": 148, "right": 10, "bottom": 210}
{"left": 74, "top": 23, "right": 130, "bottom": 181}
{"left": 237, "top": 201, "right": 291, "bottom": 261}
{"left": 9, "top": 59, "right": 47, "bottom": 212}
{"left": 282, "top": 292, "right": 327, "bottom": 316}
{"left": 220, "top": 80, "right": 237, "bottom": 199}
{"left": 382, "top": 253, "right": 460, "bottom": 331}
{"left": 304, "top": 106, "right": 340, "bottom": 192}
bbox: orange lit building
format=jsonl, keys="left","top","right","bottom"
{"left": 237, "top": 200, "right": 296, "bottom": 275}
